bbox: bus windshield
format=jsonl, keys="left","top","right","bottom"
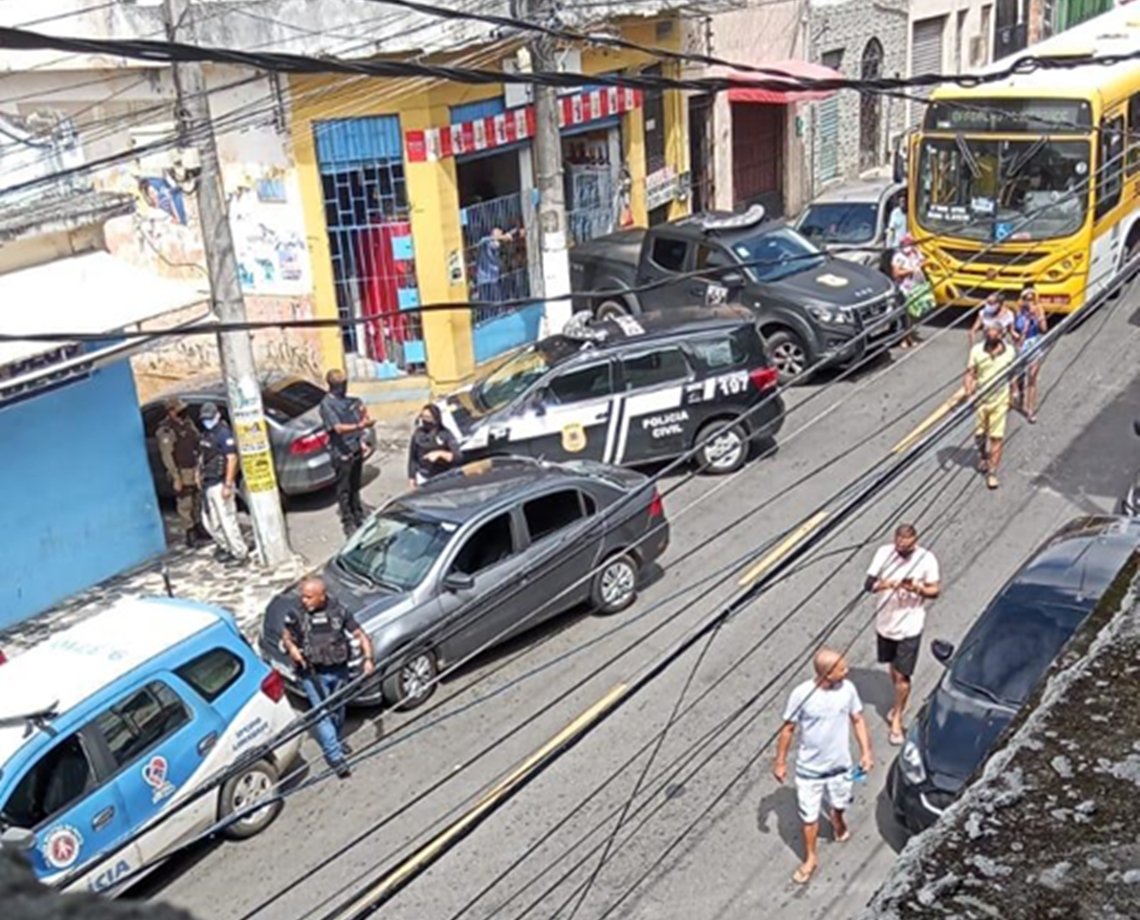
{"left": 915, "top": 136, "right": 1090, "bottom": 242}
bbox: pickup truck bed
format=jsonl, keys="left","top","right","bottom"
{"left": 570, "top": 229, "right": 645, "bottom": 306}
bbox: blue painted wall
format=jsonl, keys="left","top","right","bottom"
{"left": 473, "top": 303, "right": 544, "bottom": 365}
{"left": 0, "top": 358, "right": 165, "bottom": 630}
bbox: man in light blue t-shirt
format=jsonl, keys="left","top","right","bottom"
{"left": 773, "top": 648, "right": 874, "bottom": 884}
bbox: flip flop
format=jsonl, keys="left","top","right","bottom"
{"left": 889, "top": 729, "right": 905, "bottom": 746}
{"left": 886, "top": 707, "right": 897, "bottom": 726}
{"left": 986, "top": 474, "right": 1000, "bottom": 490}
{"left": 834, "top": 829, "right": 851, "bottom": 843}
{"left": 1027, "top": 414, "right": 1037, "bottom": 425}
{"left": 792, "top": 864, "right": 817, "bottom": 885}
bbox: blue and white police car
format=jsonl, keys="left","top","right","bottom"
{"left": 0, "top": 597, "right": 302, "bottom": 895}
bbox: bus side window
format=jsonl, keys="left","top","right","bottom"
{"left": 1096, "top": 115, "right": 1124, "bottom": 221}
{"left": 1128, "top": 94, "right": 1140, "bottom": 176}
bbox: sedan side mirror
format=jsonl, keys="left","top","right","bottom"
{"left": 443, "top": 572, "right": 475, "bottom": 593}
{"left": 0, "top": 827, "right": 35, "bottom": 852}
{"left": 931, "top": 638, "right": 955, "bottom": 665}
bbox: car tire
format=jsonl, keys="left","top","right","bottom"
{"left": 596, "top": 299, "right": 631, "bottom": 320}
{"left": 382, "top": 648, "right": 438, "bottom": 711}
{"left": 764, "top": 328, "right": 811, "bottom": 383}
{"left": 695, "top": 420, "right": 749, "bottom": 475}
{"left": 219, "top": 759, "right": 282, "bottom": 840}
{"left": 591, "top": 553, "right": 639, "bottom": 615}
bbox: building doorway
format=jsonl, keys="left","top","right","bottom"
{"left": 731, "top": 102, "right": 784, "bottom": 216}
{"left": 859, "top": 39, "right": 884, "bottom": 172}
{"left": 688, "top": 94, "right": 713, "bottom": 213}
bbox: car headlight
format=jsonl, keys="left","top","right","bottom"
{"left": 900, "top": 730, "right": 927, "bottom": 785}
{"left": 807, "top": 305, "right": 852, "bottom": 325}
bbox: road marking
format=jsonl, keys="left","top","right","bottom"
{"left": 891, "top": 386, "right": 967, "bottom": 455}
{"left": 737, "top": 510, "right": 829, "bottom": 588}
{"left": 328, "top": 682, "right": 630, "bottom": 919}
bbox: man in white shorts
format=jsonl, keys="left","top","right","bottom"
{"left": 773, "top": 648, "right": 874, "bottom": 884}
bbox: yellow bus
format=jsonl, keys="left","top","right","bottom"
{"left": 907, "top": 5, "right": 1140, "bottom": 312}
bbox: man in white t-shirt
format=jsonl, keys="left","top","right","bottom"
{"left": 773, "top": 648, "right": 873, "bottom": 885}
{"left": 865, "top": 523, "right": 941, "bottom": 746}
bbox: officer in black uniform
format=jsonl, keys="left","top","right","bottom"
{"left": 281, "top": 576, "right": 374, "bottom": 778}
{"left": 198, "top": 401, "right": 249, "bottom": 564}
{"left": 319, "top": 369, "right": 375, "bottom": 537}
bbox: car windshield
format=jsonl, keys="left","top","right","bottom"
{"left": 474, "top": 336, "right": 581, "bottom": 412}
{"left": 798, "top": 202, "right": 879, "bottom": 245}
{"left": 916, "top": 136, "right": 1090, "bottom": 242}
{"left": 729, "top": 227, "right": 827, "bottom": 283}
{"left": 948, "top": 593, "right": 1088, "bottom": 706}
{"left": 336, "top": 510, "right": 452, "bottom": 591}
{"left": 261, "top": 379, "right": 325, "bottom": 422}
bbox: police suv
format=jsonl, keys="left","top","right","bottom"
{"left": 0, "top": 598, "right": 302, "bottom": 896}
{"left": 438, "top": 307, "right": 785, "bottom": 474}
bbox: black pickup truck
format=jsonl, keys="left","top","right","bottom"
{"left": 569, "top": 206, "right": 904, "bottom": 381}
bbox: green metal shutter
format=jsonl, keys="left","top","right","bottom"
{"left": 816, "top": 96, "right": 840, "bottom": 184}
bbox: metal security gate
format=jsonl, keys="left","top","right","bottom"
{"left": 910, "top": 17, "right": 946, "bottom": 129}
{"left": 314, "top": 115, "right": 425, "bottom": 374}
{"left": 815, "top": 50, "right": 843, "bottom": 185}
{"left": 731, "top": 103, "right": 783, "bottom": 208}
{"left": 461, "top": 192, "right": 531, "bottom": 324}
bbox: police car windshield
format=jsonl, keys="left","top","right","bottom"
{"left": 730, "top": 227, "right": 826, "bottom": 283}
{"left": 337, "top": 510, "right": 451, "bottom": 591}
{"left": 476, "top": 337, "right": 581, "bottom": 411}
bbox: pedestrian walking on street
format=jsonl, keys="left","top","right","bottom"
{"left": 281, "top": 576, "right": 374, "bottom": 779}
{"left": 197, "top": 401, "right": 250, "bottom": 564}
{"left": 891, "top": 235, "right": 935, "bottom": 349}
{"left": 319, "top": 369, "right": 375, "bottom": 537}
{"left": 865, "top": 523, "right": 941, "bottom": 746}
{"left": 968, "top": 292, "right": 1016, "bottom": 347}
{"left": 1011, "top": 286, "right": 1047, "bottom": 424}
{"left": 965, "top": 321, "right": 1017, "bottom": 490}
{"left": 407, "top": 403, "right": 461, "bottom": 488}
{"left": 773, "top": 648, "right": 874, "bottom": 886}
{"left": 156, "top": 397, "right": 206, "bottom": 548}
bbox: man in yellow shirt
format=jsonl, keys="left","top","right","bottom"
{"left": 965, "top": 322, "right": 1017, "bottom": 490}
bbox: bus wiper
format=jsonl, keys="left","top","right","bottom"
{"left": 955, "top": 134, "right": 982, "bottom": 178}
{"left": 1006, "top": 136, "right": 1048, "bottom": 179}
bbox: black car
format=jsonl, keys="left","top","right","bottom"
{"left": 569, "top": 206, "right": 905, "bottom": 381}
{"left": 259, "top": 456, "right": 670, "bottom": 708}
{"left": 887, "top": 515, "right": 1140, "bottom": 834}
{"left": 437, "top": 307, "right": 785, "bottom": 475}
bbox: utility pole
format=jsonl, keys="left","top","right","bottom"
{"left": 164, "top": 0, "right": 291, "bottom": 566}
{"left": 525, "top": 0, "right": 573, "bottom": 334}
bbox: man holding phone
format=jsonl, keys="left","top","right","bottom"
{"left": 865, "top": 523, "right": 941, "bottom": 746}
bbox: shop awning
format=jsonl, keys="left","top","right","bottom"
{"left": 719, "top": 61, "right": 843, "bottom": 104}
{"left": 0, "top": 251, "right": 210, "bottom": 367}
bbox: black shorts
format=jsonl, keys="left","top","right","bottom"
{"left": 877, "top": 633, "right": 921, "bottom": 677}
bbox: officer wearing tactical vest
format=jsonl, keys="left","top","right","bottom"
{"left": 281, "top": 576, "right": 375, "bottom": 778}
{"left": 156, "top": 397, "right": 206, "bottom": 548}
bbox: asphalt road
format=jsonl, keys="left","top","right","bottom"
{"left": 134, "top": 286, "right": 1140, "bottom": 920}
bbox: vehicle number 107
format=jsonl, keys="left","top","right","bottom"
{"left": 716, "top": 372, "right": 748, "bottom": 396}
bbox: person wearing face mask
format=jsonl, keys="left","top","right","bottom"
{"left": 319, "top": 369, "right": 375, "bottom": 537}
{"left": 865, "top": 523, "right": 940, "bottom": 747}
{"left": 965, "top": 320, "right": 1017, "bottom": 490}
{"left": 197, "top": 401, "right": 249, "bottom": 564}
{"left": 407, "top": 404, "right": 461, "bottom": 488}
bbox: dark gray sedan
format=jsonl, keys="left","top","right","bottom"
{"left": 140, "top": 373, "right": 370, "bottom": 498}
{"left": 259, "top": 456, "right": 670, "bottom": 708}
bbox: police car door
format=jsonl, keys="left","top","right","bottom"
{"left": 85, "top": 677, "right": 224, "bottom": 869}
{"left": 513, "top": 359, "right": 615, "bottom": 462}
{"left": 0, "top": 729, "right": 141, "bottom": 893}
{"left": 612, "top": 345, "right": 695, "bottom": 463}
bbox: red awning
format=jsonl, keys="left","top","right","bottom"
{"left": 718, "top": 61, "right": 842, "bottom": 104}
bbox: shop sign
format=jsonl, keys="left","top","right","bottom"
{"left": 646, "top": 167, "right": 678, "bottom": 211}
{"left": 405, "top": 88, "right": 643, "bottom": 163}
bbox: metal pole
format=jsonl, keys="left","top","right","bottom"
{"left": 526, "top": 0, "right": 573, "bottom": 334}
{"left": 163, "top": 0, "right": 291, "bottom": 566}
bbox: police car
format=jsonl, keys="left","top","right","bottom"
{"left": 0, "top": 598, "right": 302, "bottom": 896}
{"left": 438, "top": 307, "right": 786, "bottom": 474}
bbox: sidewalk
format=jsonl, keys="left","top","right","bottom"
{"left": 0, "top": 434, "right": 411, "bottom": 659}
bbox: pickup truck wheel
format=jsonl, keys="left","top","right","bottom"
{"left": 765, "top": 329, "right": 810, "bottom": 383}
{"left": 696, "top": 420, "right": 749, "bottom": 474}
{"left": 597, "top": 299, "right": 631, "bottom": 320}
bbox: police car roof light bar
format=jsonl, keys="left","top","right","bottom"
{"left": 698, "top": 205, "right": 766, "bottom": 233}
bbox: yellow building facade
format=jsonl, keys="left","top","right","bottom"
{"left": 290, "top": 18, "right": 690, "bottom": 400}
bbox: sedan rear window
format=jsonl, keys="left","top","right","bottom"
{"left": 524, "top": 490, "right": 585, "bottom": 542}
{"left": 262, "top": 380, "right": 325, "bottom": 422}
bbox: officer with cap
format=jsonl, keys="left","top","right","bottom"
{"left": 281, "top": 576, "right": 375, "bottom": 778}
{"left": 156, "top": 397, "right": 205, "bottom": 548}
{"left": 197, "top": 401, "right": 249, "bottom": 564}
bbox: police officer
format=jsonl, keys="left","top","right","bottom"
{"left": 156, "top": 397, "right": 205, "bottom": 548}
{"left": 197, "top": 401, "right": 249, "bottom": 564}
{"left": 319, "top": 369, "right": 375, "bottom": 536}
{"left": 281, "top": 576, "right": 375, "bottom": 778}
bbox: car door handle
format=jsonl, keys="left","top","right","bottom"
{"left": 688, "top": 284, "right": 704, "bottom": 296}
{"left": 197, "top": 732, "right": 218, "bottom": 756}
{"left": 92, "top": 806, "right": 115, "bottom": 831}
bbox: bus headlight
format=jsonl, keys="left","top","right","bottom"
{"left": 1045, "top": 258, "right": 1075, "bottom": 281}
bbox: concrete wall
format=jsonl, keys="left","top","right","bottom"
{"left": 0, "top": 352, "right": 165, "bottom": 630}
{"left": 906, "top": 0, "right": 996, "bottom": 125}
